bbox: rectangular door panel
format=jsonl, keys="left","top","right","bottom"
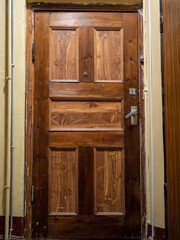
{"left": 49, "top": 29, "right": 78, "bottom": 81}
{"left": 48, "top": 147, "right": 78, "bottom": 216}
{"left": 94, "top": 147, "right": 125, "bottom": 215}
{"left": 49, "top": 100, "right": 123, "bottom": 131}
{"left": 95, "top": 29, "right": 123, "bottom": 82}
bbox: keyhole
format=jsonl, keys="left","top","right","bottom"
{"left": 83, "top": 72, "right": 88, "bottom": 77}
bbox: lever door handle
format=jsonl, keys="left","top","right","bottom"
{"left": 125, "top": 108, "right": 138, "bottom": 119}
{"left": 125, "top": 106, "right": 138, "bottom": 125}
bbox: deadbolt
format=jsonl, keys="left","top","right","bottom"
{"left": 83, "top": 72, "right": 88, "bottom": 77}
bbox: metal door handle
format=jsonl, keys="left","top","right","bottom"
{"left": 125, "top": 108, "right": 138, "bottom": 119}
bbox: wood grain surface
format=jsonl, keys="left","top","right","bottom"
{"left": 48, "top": 148, "right": 78, "bottom": 215}
{"left": 162, "top": 0, "right": 180, "bottom": 239}
{"left": 25, "top": 8, "right": 34, "bottom": 239}
{"left": 32, "top": 12, "right": 140, "bottom": 239}
{"left": 50, "top": 12, "right": 123, "bottom": 28}
{"left": 78, "top": 27, "right": 94, "bottom": 82}
{"left": 49, "top": 82, "right": 123, "bottom": 100}
{"left": 95, "top": 29, "right": 123, "bottom": 81}
{"left": 49, "top": 131, "right": 124, "bottom": 148}
{"left": 27, "top": 1, "right": 142, "bottom": 13}
{"left": 32, "top": 12, "right": 49, "bottom": 236}
{"left": 49, "top": 101, "right": 123, "bottom": 130}
{"left": 49, "top": 29, "right": 77, "bottom": 80}
{"left": 78, "top": 147, "right": 94, "bottom": 215}
{"left": 123, "top": 12, "right": 140, "bottom": 233}
{"left": 138, "top": 10, "right": 146, "bottom": 239}
{"left": 94, "top": 148, "right": 125, "bottom": 215}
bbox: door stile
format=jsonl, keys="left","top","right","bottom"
{"left": 32, "top": 12, "right": 50, "bottom": 237}
{"left": 123, "top": 13, "right": 141, "bottom": 230}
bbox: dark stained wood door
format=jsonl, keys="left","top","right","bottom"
{"left": 32, "top": 12, "right": 140, "bottom": 239}
{"left": 162, "top": 0, "right": 180, "bottom": 239}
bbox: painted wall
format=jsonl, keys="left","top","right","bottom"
{"left": 26, "top": 0, "right": 142, "bottom": 5}
{"left": 0, "top": 0, "right": 26, "bottom": 218}
{"left": 0, "top": 0, "right": 165, "bottom": 237}
{"left": 0, "top": 0, "right": 6, "bottom": 218}
{"left": 143, "top": 0, "right": 165, "bottom": 230}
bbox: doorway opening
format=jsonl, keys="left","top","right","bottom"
{"left": 26, "top": 4, "right": 145, "bottom": 239}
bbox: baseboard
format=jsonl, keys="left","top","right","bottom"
{"left": 148, "top": 224, "right": 166, "bottom": 240}
{"left": 0, "top": 217, "right": 165, "bottom": 240}
{"left": 0, "top": 216, "right": 23, "bottom": 239}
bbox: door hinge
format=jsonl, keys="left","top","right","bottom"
{"left": 31, "top": 185, "right": 34, "bottom": 205}
{"left": 160, "top": 16, "right": 163, "bottom": 33}
{"left": 32, "top": 42, "right": 35, "bottom": 64}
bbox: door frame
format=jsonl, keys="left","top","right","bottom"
{"left": 25, "top": 3, "right": 145, "bottom": 239}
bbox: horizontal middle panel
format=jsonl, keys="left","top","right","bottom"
{"left": 49, "top": 101, "right": 123, "bottom": 131}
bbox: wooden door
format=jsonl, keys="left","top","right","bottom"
{"left": 32, "top": 12, "right": 140, "bottom": 239}
{"left": 162, "top": 0, "right": 180, "bottom": 239}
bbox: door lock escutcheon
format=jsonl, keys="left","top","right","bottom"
{"left": 125, "top": 106, "right": 138, "bottom": 125}
{"left": 83, "top": 72, "right": 88, "bottom": 77}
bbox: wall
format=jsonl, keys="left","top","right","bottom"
{"left": 143, "top": 0, "right": 165, "bottom": 235}
{"left": 0, "top": 0, "right": 26, "bottom": 226}
{"left": 26, "top": 0, "right": 142, "bottom": 4}
{"left": 0, "top": 0, "right": 165, "bottom": 238}
{"left": 0, "top": 0, "right": 6, "bottom": 219}
{"left": 13, "top": 0, "right": 26, "bottom": 217}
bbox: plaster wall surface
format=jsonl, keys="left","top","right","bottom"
{"left": 0, "top": 0, "right": 26, "bottom": 217}
{"left": 143, "top": 0, "right": 165, "bottom": 229}
{"left": 13, "top": 0, "right": 26, "bottom": 217}
{"left": 0, "top": 0, "right": 6, "bottom": 217}
{"left": 150, "top": 0, "right": 165, "bottom": 228}
{"left": 26, "top": 0, "right": 142, "bottom": 5}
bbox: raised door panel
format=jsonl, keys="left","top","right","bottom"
{"left": 49, "top": 100, "right": 123, "bottom": 131}
{"left": 95, "top": 29, "right": 123, "bottom": 82}
{"left": 94, "top": 147, "right": 125, "bottom": 215}
{"left": 49, "top": 29, "right": 78, "bottom": 81}
{"left": 48, "top": 148, "right": 78, "bottom": 215}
